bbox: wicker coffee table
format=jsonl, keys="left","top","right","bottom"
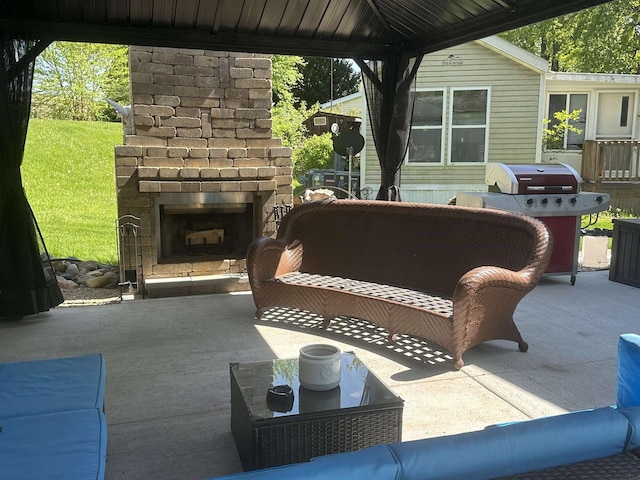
{"left": 229, "top": 352, "right": 404, "bottom": 471}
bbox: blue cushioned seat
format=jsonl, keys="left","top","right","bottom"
{"left": 617, "top": 334, "right": 640, "bottom": 409}
{"left": 206, "top": 445, "right": 399, "bottom": 480}
{"left": 0, "top": 408, "right": 107, "bottom": 480}
{"left": 0, "top": 354, "right": 105, "bottom": 419}
{"left": 388, "top": 406, "right": 630, "bottom": 480}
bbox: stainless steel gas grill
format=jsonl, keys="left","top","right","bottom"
{"left": 457, "top": 163, "right": 610, "bottom": 285}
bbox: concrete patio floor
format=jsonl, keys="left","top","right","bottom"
{"left": 1, "top": 269, "right": 638, "bottom": 479}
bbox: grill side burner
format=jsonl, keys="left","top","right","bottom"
{"left": 457, "top": 163, "right": 611, "bottom": 285}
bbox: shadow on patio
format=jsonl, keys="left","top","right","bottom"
{"left": 0, "top": 270, "right": 638, "bottom": 480}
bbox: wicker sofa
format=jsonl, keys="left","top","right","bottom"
{"left": 210, "top": 334, "right": 640, "bottom": 480}
{"left": 247, "top": 200, "right": 553, "bottom": 369}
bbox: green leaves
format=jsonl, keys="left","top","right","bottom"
{"left": 542, "top": 109, "right": 583, "bottom": 151}
{"left": 292, "top": 133, "right": 334, "bottom": 180}
{"left": 271, "top": 55, "right": 305, "bottom": 104}
{"left": 501, "top": 0, "right": 640, "bottom": 74}
{"left": 32, "top": 42, "right": 129, "bottom": 121}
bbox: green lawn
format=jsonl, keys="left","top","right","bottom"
{"left": 22, "top": 119, "right": 122, "bottom": 265}
{"left": 580, "top": 208, "right": 634, "bottom": 249}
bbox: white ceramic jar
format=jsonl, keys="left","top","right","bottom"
{"left": 298, "top": 344, "right": 341, "bottom": 391}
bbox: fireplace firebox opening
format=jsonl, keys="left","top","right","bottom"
{"left": 156, "top": 192, "right": 261, "bottom": 264}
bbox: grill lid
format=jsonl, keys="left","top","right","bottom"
{"left": 486, "top": 163, "right": 581, "bottom": 194}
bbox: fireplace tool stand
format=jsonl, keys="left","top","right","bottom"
{"left": 116, "top": 215, "right": 145, "bottom": 298}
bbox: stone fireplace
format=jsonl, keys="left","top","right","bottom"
{"left": 115, "top": 47, "right": 292, "bottom": 297}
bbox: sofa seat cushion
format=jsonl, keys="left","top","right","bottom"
{"left": 389, "top": 407, "right": 630, "bottom": 480}
{"left": 0, "top": 408, "right": 107, "bottom": 480}
{"left": 273, "top": 272, "right": 453, "bottom": 316}
{"left": 0, "top": 354, "right": 105, "bottom": 419}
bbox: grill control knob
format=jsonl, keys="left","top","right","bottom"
{"left": 525, "top": 198, "right": 534, "bottom": 207}
{"left": 569, "top": 197, "right": 577, "bottom": 206}
{"left": 596, "top": 195, "right": 603, "bottom": 204}
{"left": 555, "top": 197, "right": 563, "bottom": 206}
{"left": 541, "top": 198, "right": 548, "bottom": 206}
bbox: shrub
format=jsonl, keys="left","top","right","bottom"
{"left": 292, "top": 133, "right": 334, "bottom": 179}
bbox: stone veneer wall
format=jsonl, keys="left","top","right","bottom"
{"left": 115, "top": 46, "right": 292, "bottom": 285}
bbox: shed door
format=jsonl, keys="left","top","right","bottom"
{"left": 596, "top": 92, "right": 634, "bottom": 139}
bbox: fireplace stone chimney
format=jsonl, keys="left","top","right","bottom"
{"left": 114, "top": 47, "right": 293, "bottom": 297}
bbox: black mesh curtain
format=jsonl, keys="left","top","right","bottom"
{"left": 356, "top": 54, "right": 423, "bottom": 201}
{"left": 0, "top": 33, "right": 62, "bottom": 318}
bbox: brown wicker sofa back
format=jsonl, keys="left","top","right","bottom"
{"left": 247, "top": 200, "right": 552, "bottom": 369}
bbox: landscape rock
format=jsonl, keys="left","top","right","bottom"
{"left": 85, "top": 269, "right": 105, "bottom": 278}
{"left": 61, "top": 263, "right": 80, "bottom": 280}
{"left": 49, "top": 257, "right": 119, "bottom": 290}
{"left": 51, "top": 260, "right": 67, "bottom": 272}
{"left": 57, "top": 275, "right": 78, "bottom": 289}
{"left": 78, "top": 261, "right": 99, "bottom": 273}
{"left": 85, "top": 271, "right": 119, "bottom": 288}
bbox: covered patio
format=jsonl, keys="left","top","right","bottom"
{"left": 1, "top": 0, "right": 615, "bottom": 317}
{"left": 0, "top": 269, "right": 637, "bottom": 479}
{"left": 1, "top": 1, "right": 630, "bottom": 478}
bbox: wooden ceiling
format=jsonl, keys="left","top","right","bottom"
{"left": 0, "top": 0, "right": 613, "bottom": 58}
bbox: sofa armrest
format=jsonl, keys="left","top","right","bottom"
{"left": 451, "top": 266, "right": 537, "bottom": 359}
{"left": 454, "top": 266, "right": 535, "bottom": 301}
{"left": 247, "top": 237, "right": 303, "bottom": 282}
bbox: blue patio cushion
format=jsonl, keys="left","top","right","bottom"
{"left": 206, "top": 444, "right": 399, "bottom": 480}
{"left": 0, "top": 408, "right": 107, "bottom": 480}
{"left": 616, "top": 406, "right": 640, "bottom": 450}
{"left": 388, "top": 407, "right": 629, "bottom": 480}
{"left": 617, "top": 333, "right": 640, "bottom": 409}
{"left": 0, "top": 354, "right": 105, "bottom": 419}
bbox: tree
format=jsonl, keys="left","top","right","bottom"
{"left": 543, "top": 109, "right": 583, "bottom": 150}
{"left": 271, "top": 54, "right": 305, "bottom": 104}
{"left": 271, "top": 55, "right": 322, "bottom": 154}
{"left": 567, "top": 1, "right": 640, "bottom": 73}
{"left": 32, "top": 42, "right": 129, "bottom": 121}
{"left": 271, "top": 54, "right": 314, "bottom": 160}
{"left": 501, "top": 0, "right": 640, "bottom": 74}
{"left": 292, "top": 133, "right": 334, "bottom": 179}
{"left": 272, "top": 100, "right": 317, "bottom": 150}
{"left": 293, "top": 57, "right": 360, "bottom": 106}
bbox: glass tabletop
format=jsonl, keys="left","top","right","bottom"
{"left": 231, "top": 352, "right": 403, "bottom": 420}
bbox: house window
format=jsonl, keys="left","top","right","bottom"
{"left": 450, "top": 88, "right": 489, "bottom": 163}
{"left": 621, "top": 96, "right": 629, "bottom": 127}
{"left": 548, "top": 93, "right": 587, "bottom": 150}
{"left": 408, "top": 90, "right": 444, "bottom": 163}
